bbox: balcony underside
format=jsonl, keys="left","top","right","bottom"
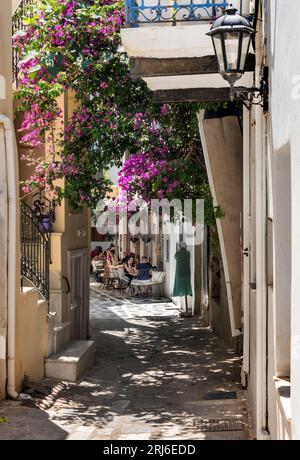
{"left": 144, "top": 72, "right": 253, "bottom": 90}
{"left": 145, "top": 71, "right": 253, "bottom": 101}
{"left": 130, "top": 56, "right": 254, "bottom": 100}
{"left": 121, "top": 23, "right": 216, "bottom": 59}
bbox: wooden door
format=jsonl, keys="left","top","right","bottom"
{"left": 68, "top": 249, "right": 88, "bottom": 340}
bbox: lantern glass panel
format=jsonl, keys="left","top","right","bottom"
{"left": 213, "top": 35, "right": 225, "bottom": 73}
{"left": 224, "top": 32, "right": 240, "bottom": 72}
{"left": 239, "top": 33, "right": 252, "bottom": 71}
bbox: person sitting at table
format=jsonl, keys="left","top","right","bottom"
{"left": 90, "top": 246, "right": 102, "bottom": 273}
{"left": 123, "top": 255, "right": 138, "bottom": 284}
{"left": 104, "top": 249, "right": 114, "bottom": 277}
{"left": 136, "top": 256, "right": 152, "bottom": 281}
{"left": 108, "top": 244, "right": 119, "bottom": 265}
{"left": 91, "top": 249, "right": 105, "bottom": 282}
{"left": 91, "top": 246, "right": 102, "bottom": 259}
{"left": 92, "top": 247, "right": 104, "bottom": 262}
{"left": 121, "top": 252, "right": 129, "bottom": 264}
{"left": 136, "top": 256, "right": 152, "bottom": 295}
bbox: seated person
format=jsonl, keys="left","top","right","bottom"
{"left": 92, "top": 250, "right": 104, "bottom": 263}
{"left": 91, "top": 246, "right": 102, "bottom": 260}
{"left": 90, "top": 246, "right": 102, "bottom": 274}
{"left": 123, "top": 255, "right": 138, "bottom": 284}
{"left": 135, "top": 257, "right": 153, "bottom": 296}
{"left": 109, "top": 245, "right": 120, "bottom": 266}
{"left": 92, "top": 251, "right": 105, "bottom": 273}
{"left": 91, "top": 252, "right": 105, "bottom": 283}
{"left": 136, "top": 256, "right": 152, "bottom": 281}
{"left": 121, "top": 252, "right": 129, "bottom": 264}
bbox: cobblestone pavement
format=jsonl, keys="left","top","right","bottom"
{"left": 0, "top": 284, "right": 250, "bottom": 440}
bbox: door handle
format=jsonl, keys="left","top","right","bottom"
{"left": 62, "top": 275, "right": 71, "bottom": 294}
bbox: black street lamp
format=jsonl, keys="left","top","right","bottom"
{"left": 207, "top": 7, "right": 254, "bottom": 100}
{"left": 207, "top": 6, "right": 269, "bottom": 110}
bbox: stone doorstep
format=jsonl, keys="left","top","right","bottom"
{"left": 53, "top": 321, "right": 71, "bottom": 353}
{"left": 38, "top": 299, "right": 48, "bottom": 307}
{"left": 53, "top": 322, "right": 71, "bottom": 335}
{"left": 45, "top": 340, "right": 96, "bottom": 382}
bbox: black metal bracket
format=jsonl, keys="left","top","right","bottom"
{"left": 233, "top": 66, "right": 269, "bottom": 112}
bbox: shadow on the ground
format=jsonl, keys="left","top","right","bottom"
{"left": 20, "top": 287, "right": 246, "bottom": 439}
{"left": 0, "top": 287, "right": 246, "bottom": 440}
{"left": 0, "top": 401, "right": 68, "bottom": 440}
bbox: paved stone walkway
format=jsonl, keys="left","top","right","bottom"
{"left": 0, "top": 285, "right": 250, "bottom": 440}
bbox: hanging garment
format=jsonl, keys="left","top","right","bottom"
{"left": 173, "top": 248, "right": 193, "bottom": 297}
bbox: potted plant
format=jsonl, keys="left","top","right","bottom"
{"left": 141, "top": 234, "right": 153, "bottom": 246}
{"left": 39, "top": 214, "right": 53, "bottom": 232}
{"left": 33, "top": 196, "right": 56, "bottom": 233}
{"left": 130, "top": 234, "right": 140, "bottom": 245}
{"left": 105, "top": 231, "right": 115, "bottom": 242}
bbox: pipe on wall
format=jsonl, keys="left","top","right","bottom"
{"left": 241, "top": 105, "right": 251, "bottom": 381}
{"left": 0, "top": 115, "right": 18, "bottom": 399}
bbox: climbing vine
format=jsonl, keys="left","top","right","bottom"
{"left": 14, "top": 0, "right": 222, "bottom": 224}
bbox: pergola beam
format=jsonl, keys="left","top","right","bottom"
{"left": 130, "top": 54, "right": 255, "bottom": 79}
{"left": 153, "top": 87, "right": 232, "bottom": 103}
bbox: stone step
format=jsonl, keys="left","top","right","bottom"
{"left": 38, "top": 299, "right": 48, "bottom": 307}
{"left": 21, "top": 285, "right": 38, "bottom": 295}
{"left": 45, "top": 340, "right": 96, "bottom": 382}
{"left": 53, "top": 321, "right": 70, "bottom": 353}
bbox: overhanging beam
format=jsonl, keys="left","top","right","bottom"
{"left": 153, "top": 87, "right": 232, "bottom": 103}
{"left": 130, "top": 54, "right": 255, "bottom": 79}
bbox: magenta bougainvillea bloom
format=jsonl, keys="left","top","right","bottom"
{"left": 14, "top": 0, "right": 216, "bottom": 220}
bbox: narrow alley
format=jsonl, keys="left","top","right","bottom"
{"left": 0, "top": 285, "right": 250, "bottom": 440}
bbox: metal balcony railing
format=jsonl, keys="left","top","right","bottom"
{"left": 125, "top": 0, "right": 231, "bottom": 26}
{"left": 21, "top": 201, "right": 51, "bottom": 301}
{"left": 12, "top": 0, "right": 34, "bottom": 84}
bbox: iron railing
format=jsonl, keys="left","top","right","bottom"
{"left": 125, "top": 0, "right": 231, "bottom": 25}
{"left": 12, "top": 0, "right": 34, "bottom": 84}
{"left": 125, "top": 0, "right": 249, "bottom": 27}
{"left": 21, "top": 201, "right": 51, "bottom": 301}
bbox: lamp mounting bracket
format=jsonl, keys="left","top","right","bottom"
{"left": 233, "top": 67, "right": 269, "bottom": 111}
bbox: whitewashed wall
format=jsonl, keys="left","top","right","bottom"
{"left": 246, "top": 0, "right": 300, "bottom": 440}
{"left": 268, "top": 0, "right": 300, "bottom": 440}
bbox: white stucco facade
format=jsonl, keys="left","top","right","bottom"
{"left": 242, "top": 0, "right": 300, "bottom": 440}
{"left": 121, "top": 0, "right": 300, "bottom": 440}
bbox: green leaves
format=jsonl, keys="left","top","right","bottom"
{"left": 40, "top": 51, "right": 63, "bottom": 76}
{"left": 15, "top": 0, "right": 221, "bottom": 221}
{"left": 22, "top": 15, "right": 39, "bottom": 26}
{"left": 99, "top": 51, "right": 115, "bottom": 64}
{"left": 80, "top": 58, "right": 92, "bottom": 70}
{"left": 27, "top": 64, "right": 42, "bottom": 79}
{"left": 19, "top": 52, "right": 38, "bottom": 64}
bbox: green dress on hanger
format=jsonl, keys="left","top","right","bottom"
{"left": 173, "top": 248, "right": 193, "bottom": 297}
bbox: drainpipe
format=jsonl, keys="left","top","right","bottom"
{"left": 0, "top": 115, "right": 18, "bottom": 399}
{"left": 254, "top": 93, "right": 268, "bottom": 438}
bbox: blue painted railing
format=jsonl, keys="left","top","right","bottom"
{"left": 125, "top": 0, "right": 230, "bottom": 26}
